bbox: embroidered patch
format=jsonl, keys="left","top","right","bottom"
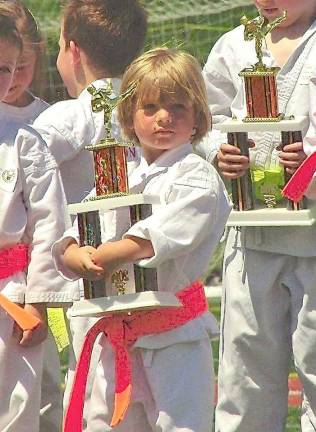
{"left": 0, "top": 168, "right": 18, "bottom": 192}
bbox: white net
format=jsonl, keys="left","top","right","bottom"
{"left": 145, "top": 0, "right": 252, "bottom": 23}
{"left": 23, "top": 0, "right": 255, "bottom": 102}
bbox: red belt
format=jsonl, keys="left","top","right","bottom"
{"left": 64, "top": 281, "right": 208, "bottom": 431}
{"left": 0, "top": 243, "right": 40, "bottom": 331}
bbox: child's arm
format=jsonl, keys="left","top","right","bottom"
{"left": 92, "top": 237, "right": 154, "bottom": 278}
{"left": 18, "top": 127, "right": 76, "bottom": 316}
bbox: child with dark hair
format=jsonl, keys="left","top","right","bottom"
{"left": 29, "top": 1, "right": 148, "bottom": 428}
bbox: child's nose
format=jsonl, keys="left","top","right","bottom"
{"left": 156, "top": 108, "right": 173, "bottom": 124}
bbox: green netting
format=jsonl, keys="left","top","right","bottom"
{"left": 22, "top": 0, "right": 256, "bottom": 101}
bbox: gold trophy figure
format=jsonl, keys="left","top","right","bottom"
{"left": 241, "top": 11, "right": 287, "bottom": 70}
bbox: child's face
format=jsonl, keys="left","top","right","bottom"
{"left": 56, "top": 27, "right": 76, "bottom": 97}
{"left": 254, "top": 0, "right": 316, "bottom": 25}
{"left": 0, "top": 39, "right": 19, "bottom": 102}
{"left": 133, "top": 96, "right": 196, "bottom": 163}
{"left": 2, "top": 46, "right": 37, "bottom": 106}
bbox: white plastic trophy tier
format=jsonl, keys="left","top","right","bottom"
{"left": 68, "top": 83, "right": 181, "bottom": 317}
{"left": 215, "top": 116, "right": 316, "bottom": 227}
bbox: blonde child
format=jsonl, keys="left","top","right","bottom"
{"left": 53, "top": 47, "right": 231, "bottom": 432}
{"left": 0, "top": 3, "right": 63, "bottom": 430}
{"left": 0, "top": 13, "right": 71, "bottom": 432}
{"left": 199, "top": 1, "right": 316, "bottom": 431}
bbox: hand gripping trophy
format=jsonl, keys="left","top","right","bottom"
{"left": 216, "top": 10, "right": 313, "bottom": 226}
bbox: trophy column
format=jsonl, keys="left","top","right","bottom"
{"left": 280, "top": 130, "right": 307, "bottom": 211}
{"left": 228, "top": 132, "right": 254, "bottom": 211}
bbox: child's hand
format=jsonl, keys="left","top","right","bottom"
{"left": 13, "top": 303, "right": 48, "bottom": 347}
{"left": 217, "top": 141, "right": 254, "bottom": 179}
{"left": 63, "top": 242, "right": 105, "bottom": 280}
{"left": 279, "top": 141, "right": 307, "bottom": 175}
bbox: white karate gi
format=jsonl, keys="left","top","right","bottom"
{"left": 199, "top": 21, "right": 316, "bottom": 432}
{"left": 33, "top": 78, "right": 140, "bottom": 429}
{"left": 0, "top": 94, "right": 64, "bottom": 432}
{"left": 0, "top": 117, "right": 71, "bottom": 432}
{"left": 53, "top": 143, "right": 231, "bottom": 432}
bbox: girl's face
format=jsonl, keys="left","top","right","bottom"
{"left": 2, "top": 45, "right": 37, "bottom": 107}
{"left": 254, "top": 0, "right": 316, "bottom": 26}
{"left": 0, "top": 39, "right": 19, "bottom": 102}
{"left": 132, "top": 95, "right": 196, "bottom": 164}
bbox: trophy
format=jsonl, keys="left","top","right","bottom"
{"left": 215, "top": 11, "right": 316, "bottom": 226}
{"left": 68, "top": 82, "right": 180, "bottom": 317}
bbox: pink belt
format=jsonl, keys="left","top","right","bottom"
{"left": 64, "top": 281, "right": 208, "bottom": 431}
{"left": 0, "top": 243, "right": 40, "bottom": 331}
{"left": 0, "top": 243, "right": 29, "bottom": 279}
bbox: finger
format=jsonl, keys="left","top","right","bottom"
{"left": 220, "top": 169, "right": 247, "bottom": 179}
{"left": 12, "top": 322, "right": 23, "bottom": 342}
{"left": 279, "top": 158, "right": 304, "bottom": 168}
{"left": 279, "top": 151, "right": 306, "bottom": 162}
{"left": 281, "top": 142, "right": 304, "bottom": 152}
{"left": 19, "top": 329, "right": 33, "bottom": 346}
{"left": 218, "top": 160, "right": 249, "bottom": 173}
{"left": 219, "top": 144, "right": 242, "bottom": 155}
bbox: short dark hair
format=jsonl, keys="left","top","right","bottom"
{"left": 62, "top": 0, "right": 147, "bottom": 77}
{"left": 0, "top": 14, "right": 22, "bottom": 52}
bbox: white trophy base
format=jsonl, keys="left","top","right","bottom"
{"left": 69, "top": 291, "right": 182, "bottom": 317}
{"left": 214, "top": 116, "right": 308, "bottom": 133}
{"left": 68, "top": 193, "right": 160, "bottom": 215}
{"left": 227, "top": 206, "right": 316, "bottom": 226}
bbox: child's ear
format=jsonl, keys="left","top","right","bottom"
{"left": 69, "top": 40, "right": 81, "bottom": 65}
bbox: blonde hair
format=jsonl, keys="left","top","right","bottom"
{"left": 0, "top": 0, "right": 45, "bottom": 96}
{"left": 118, "top": 47, "right": 211, "bottom": 145}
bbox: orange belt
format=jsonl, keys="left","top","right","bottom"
{"left": 64, "top": 281, "right": 208, "bottom": 431}
{"left": 0, "top": 243, "right": 40, "bottom": 331}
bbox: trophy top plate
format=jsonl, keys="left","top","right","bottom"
{"left": 226, "top": 206, "right": 316, "bottom": 227}
{"left": 68, "top": 193, "right": 160, "bottom": 215}
{"left": 239, "top": 66, "right": 280, "bottom": 77}
{"left": 215, "top": 116, "right": 308, "bottom": 133}
{"left": 69, "top": 291, "right": 182, "bottom": 317}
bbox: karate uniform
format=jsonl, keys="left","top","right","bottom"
{"left": 53, "top": 143, "right": 231, "bottom": 432}
{"left": 200, "top": 21, "right": 316, "bottom": 432}
{"left": 0, "top": 116, "right": 72, "bottom": 432}
{"left": 33, "top": 78, "right": 140, "bottom": 429}
{"left": 1, "top": 91, "right": 64, "bottom": 432}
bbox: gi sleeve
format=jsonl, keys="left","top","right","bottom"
{"left": 17, "top": 127, "right": 76, "bottom": 303}
{"left": 195, "top": 35, "right": 239, "bottom": 161}
{"left": 124, "top": 158, "right": 231, "bottom": 267}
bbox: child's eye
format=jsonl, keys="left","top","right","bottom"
{"left": 172, "top": 103, "right": 186, "bottom": 112}
{"left": 143, "top": 103, "right": 157, "bottom": 111}
{"left": 0, "top": 66, "right": 12, "bottom": 74}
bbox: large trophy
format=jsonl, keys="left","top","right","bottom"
{"left": 216, "top": 11, "right": 316, "bottom": 226}
{"left": 69, "top": 82, "right": 180, "bottom": 317}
